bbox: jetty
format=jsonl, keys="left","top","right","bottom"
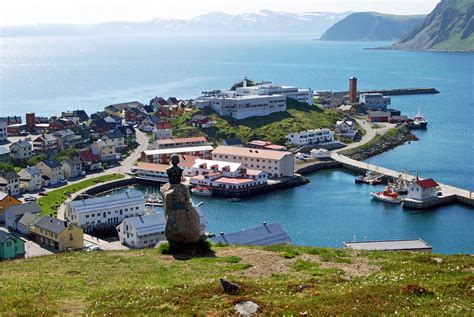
{"left": 317, "top": 87, "right": 439, "bottom": 98}
{"left": 330, "top": 153, "right": 474, "bottom": 210}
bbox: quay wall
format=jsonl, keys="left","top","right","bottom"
{"left": 295, "top": 161, "right": 342, "bottom": 175}
{"left": 402, "top": 195, "right": 458, "bottom": 210}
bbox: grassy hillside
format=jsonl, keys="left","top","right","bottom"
{"left": 0, "top": 245, "right": 472, "bottom": 315}
{"left": 393, "top": 0, "right": 474, "bottom": 51}
{"left": 172, "top": 100, "right": 347, "bottom": 145}
{"left": 320, "top": 12, "right": 425, "bottom": 41}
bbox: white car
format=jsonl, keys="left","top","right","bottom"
{"left": 86, "top": 245, "right": 103, "bottom": 252}
{"left": 24, "top": 196, "right": 37, "bottom": 202}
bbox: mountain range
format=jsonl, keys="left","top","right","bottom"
{"left": 0, "top": 10, "right": 349, "bottom": 37}
{"left": 392, "top": 0, "right": 473, "bottom": 51}
{"left": 319, "top": 12, "right": 426, "bottom": 41}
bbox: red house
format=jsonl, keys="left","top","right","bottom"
{"left": 49, "top": 119, "right": 75, "bottom": 131}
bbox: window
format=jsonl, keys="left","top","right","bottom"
{"left": 6, "top": 241, "right": 12, "bottom": 247}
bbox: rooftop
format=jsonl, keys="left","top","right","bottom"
{"left": 343, "top": 239, "right": 432, "bottom": 251}
{"left": 213, "top": 177, "right": 255, "bottom": 185}
{"left": 210, "top": 223, "right": 291, "bottom": 246}
{"left": 212, "top": 146, "right": 292, "bottom": 160}
{"left": 193, "top": 159, "right": 242, "bottom": 173}
{"left": 143, "top": 145, "right": 214, "bottom": 156}
{"left": 69, "top": 190, "right": 144, "bottom": 214}
{"left": 415, "top": 178, "right": 439, "bottom": 189}
{"left": 156, "top": 136, "right": 208, "bottom": 146}
{"left": 35, "top": 216, "right": 68, "bottom": 234}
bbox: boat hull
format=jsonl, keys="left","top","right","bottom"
{"left": 370, "top": 192, "right": 402, "bottom": 204}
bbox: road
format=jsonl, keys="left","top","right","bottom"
{"left": 334, "top": 118, "right": 396, "bottom": 153}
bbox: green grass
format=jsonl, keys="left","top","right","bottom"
{"left": 170, "top": 100, "right": 354, "bottom": 146}
{"left": 341, "top": 127, "right": 402, "bottom": 156}
{"left": 37, "top": 174, "right": 124, "bottom": 216}
{"left": 0, "top": 245, "right": 472, "bottom": 315}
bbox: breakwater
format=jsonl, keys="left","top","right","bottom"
{"left": 317, "top": 87, "right": 439, "bottom": 98}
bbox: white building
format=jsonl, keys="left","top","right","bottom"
{"left": 18, "top": 166, "right": 42, "bottom": 192}
{"left": 336, "top": 119, "right": 358, "bottom": 139}
{"left": 359, "top": 93, "right": 391, "bottom": 110}
{"left": 211, "top": 146, "right": 294, "bottom": 178}
{"left": 131, "top": 158, "right": 198, "bottom": 182}
{"left": 66, "top": 190, "right": 146, "bottom": 232}
{"left": 196, "top": 94, "right": 286, "bottom": 120}
{"left": 141, "top": 145, "right": 214, "bottom": 164}
{"left": 0, "top": 119, "right": 7, "bottom": 141}
{"left": 287, "top": 129, "right": 334, "bottom": 146}
{"left": 117, "top": 211, "right": 207, "bottom": 249}
{"left": 9, "top": 140, "right": 33, "bottom": 162}
{"left": 0, "top": 171, "right": 20, "bottom": 197}
{"left": 153, "top": 122, "right": 173, "bottom": 140}
{"left": 189, "top": 159, "right": 268, "bottom": 190}
{"left": 235, "top": 80, "right": 313, "bottom": 105}
{"left": 408, "top": 178, "right": 440, "bottom": 201}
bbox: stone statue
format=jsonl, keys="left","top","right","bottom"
{"left": 161, "top": 154, "right": 202, "bottom": 253}
{"left": 166, "top": 154, "right": 183, "bottom": 184}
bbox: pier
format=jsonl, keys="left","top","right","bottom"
{"left": 330, "top": 153, "right": 474, "bottom": 209}
{"left": 317, "top": 87, "right": 439, "bottom": 98}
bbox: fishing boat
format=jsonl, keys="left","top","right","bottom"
{"left": 355, "top": 171, "right": 382, "bottom": 184}
{"left": 370, "top": 186, "right": 402, "bottom": 204}
{"left": 406, "top": 109, "right": 428, "bottom": 129}
{"left": 145, "top": 194, "right": 163, "bottom": 206}
{"left": 191, "top": 186, "right": 213, "bottom": 196}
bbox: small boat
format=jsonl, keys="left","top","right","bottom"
{"left": 369, "top": 177, "right": 384, "bottom": 185}
{"left": 191, "top": 186, "right": 213, "bottom": 196}
{"left": 406, "top": 109, "right": 428, "bottom": 129}
{"left": 355, "top": 171, "right": 382, "bottom": 184}
{"left": 370, "top": 186, "right": 402, "bottom": 204}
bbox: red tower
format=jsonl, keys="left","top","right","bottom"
{"left": 349, "top": 76, "right": 357, "bottom": 103}
{"left": 26, "top": 112, "right": 36, "bottom": 132}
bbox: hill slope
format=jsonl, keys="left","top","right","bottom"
{"left": 0, "top": 11, "right": 349, "bottom": 38}
{"left": 320, "top": 12, "right": 425, "bottom": 41}
{"left": 392, "top": 0, "right": 474, "bottom": 51}
{"left": 0, "top": 245, "right": 472, "bottom": 315}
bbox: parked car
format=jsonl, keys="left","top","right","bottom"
{"left": 24, "top": 196, "right": 37, "bottom": 202}
{"left": 86, "top": 245, "right": 103, "bottom": 252}
{"left": 38, "top": 192, "right": 48, "bottom": 197}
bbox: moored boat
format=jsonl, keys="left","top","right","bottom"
{"left": 191, "top": 186, "right": 213, "bottom": 196}
{"left": 406, "top": 109, "right": 428, "bottom": 129}
{"left": 370, "top": 186, "right": 402, "bottom": 204}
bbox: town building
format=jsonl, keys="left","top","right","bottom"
{"left": 49, "top": 118, "right": 76, "bottom": 132}
{"left": 90, "top": 118, "right": 113, "bottom": 136}
{"left": 196, "top": 93, "right": 287, "bottom": 120}
{"left": 9, "top": 140, "right": 33, "bottom": 162}
{"left": 221, "top": 138, "right": 243, "bottom": 147}
{"left": 131, "top": 156, "right": 198, "bottom": 182}
{"left": 0, "top": 193, "right": 21, "bottom": 222}
{"left": 337, "top": 104, "right": 357, "bottom": 116}
{"left": 63, "top": 157, "right": 83, "bottom": 180}
{"left": 0, "top": 146, "right": 10, "bottom": 162}
{"left": 36, "top": 159, "right": 64, "bottom": 186}
{"left": 6, "top": 123, "right": 25, "bottom": 136}
{"left": 117, "top": 211, "right": 207, "bottom": 249}
{"left": 18, "top": 166, "right": 42, "bottom": 192}
{"left": 91, "top": 139, "right": 118, "bottom": 161}
{"left": 0, "top": 118, "right": 7, "bottom": 141}
{"left": 0, "top": 171, "right": 21, "bottom": 197}
{"left": 154, "top": 136, "right": 209, "bottom": 150}
{"left": 188, "top": 114, "right": 216, "bottom": 128}
{"left": 348, "top": 77, "right": 357, "bottom": 104}
{"left": 104, "top": 115, "right": 123, "bottom": 128}
{"left": 408, "top": 178, "right": 440, "bottom": 201}
{"left": 211, "top": 222, "right": 291, "bottom": 246}
{"left": 105, "top": 101, "right": 144, "bottom": 117}
{"left": 4, "top": 202, "right": 41, "bottom": 231}
{"left": 153, "top": 122, "right": 173, "bottom": 140}
{"left": 367, "top": 111, "right": 391, "bottom": 123}
{"left": 52, "top": 129, "right": 83, "bottom": 149}
{"left": 66, "top": 190, "right": 146, "bottom": 232}
{"left": 189, "top": 159, "right": 268, "bottom": 190}
{"left": 0, "top": 230, "right": 25, "bottom": 260}
{"left": 78, "top": 149, "right": 102, "bottom": 171}
{"left": 286, "top": 129, "right": 334, "bottom": 146}
{"left": 71, "top": 123, "right": 91, "bottom": 144}
{"left": 32, "top": 134, "right": 59, "bottom": 154}
{"left": 336, "top": 119, "right": 358, "bottom": 139}
{"left": 211, "top": 146, "right": 294, "bottom": 178}
{"left": 235, "top": 80, "right": 313, "bottom": 104}
{"left": 102, "top": 129, "right": 125, "bottom": 152}
{"left": 142, "top": 145, "right": 214, "bottom": 164}
{"left": 359, "top": 93, "right": 391, "bottom": 110}
{"left": 90, "top": 111, "right": 108, "bottom": 121}
{"left": 247, "top": 140, "right": 287, "bottom": 151}
{"left": 124, "top": 107, "right": 147, "bottom": 125}
{"left": 150, "top": 96, "right": 168, "bottom": 109}
{"left": 33, "top": 215, "right": 84, "bottom": 251}
{"left": 17, "top": 212, "right": 41, "bottom": 236}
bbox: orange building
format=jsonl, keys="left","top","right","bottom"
{"left": 349, "top": 76, "right": 358, "bottom": 103}
{"left": 0, "top": 192, "right": 21, "bottom": 222}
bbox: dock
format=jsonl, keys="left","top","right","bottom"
{"left": 317, "top": 87, "right": 439, "bottom": 98}
{"left": 330, "top": 153, "right": 474, "bottom": 210}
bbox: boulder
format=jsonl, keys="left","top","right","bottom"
{"left": 161, "top": 183, "right": 201, "bottom": 247}
{"left": 234, "top": 301, "right": 259, "bottom": 316}
{"left": 220, "top": 278, "right": 241, "bottom": 295}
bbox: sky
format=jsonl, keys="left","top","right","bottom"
{"left": 0, "top": 0, "right": 440, "bottom": 26}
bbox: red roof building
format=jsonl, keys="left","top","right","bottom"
{"left": 415, "top": 178, "right": 439, "bottom": 189}
{"left": 408, "top": 178, "right": 440, "bottom": 201}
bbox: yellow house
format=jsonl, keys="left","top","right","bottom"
{"left": 0, "top": 192, "right": 21, "bottom": 222}
{"left": 33, "top": 216, "right": 83, "bottom": 252}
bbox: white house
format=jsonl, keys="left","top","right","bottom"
{"left": 359, "top": 93, "right": 391, "bottom": 110}
{"left": 9, "top": 140, "right": 33, "bottom": 162}
{"left": 4, "top": 202, "right": 41, "bottom": 231}
{"left": 153, "top": 122, "right": 173, "bottom": 140}
{"left": 196, "top": 94, "right": 286, "bottom": 120}
{"left": 336, "top": 119, "right": 358, "bottom": 139}
{"left": 287, "top": 129, "right": 334, "bottom": 146}
{"left": 66, "top": 190, "right": 146, "bottom": 232}
{"left": 117, "top": 211, "right": 207, "bottom": 249}
{"left": 235, "top": 80, "right": 313, "bottom": 105}
{"left": 0, "top": 119, "right": 7, "bottom": 141}
{"left": 408, "top": 178, "right": 440, "bottom": 201}
{"left": 36, "top": 159, "right": 64, "bottom": 186}
{"left": 211, "top": 146, "right": 294, "bottom": 178}
{"left": 0, "top": 171, "right": 21, "bottom": 197}
{"left": 18, "top": 166, "right": 42, "bottom": 192}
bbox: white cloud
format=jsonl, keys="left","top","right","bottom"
{"left": 0, "top": 0, "right": 439, "bottom": 26}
